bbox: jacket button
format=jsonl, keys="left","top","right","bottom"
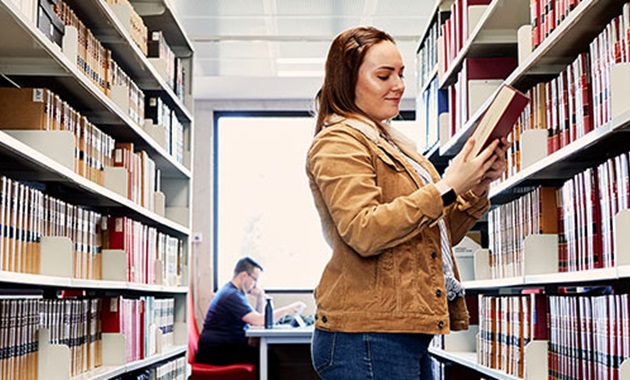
{"left": 438, "top": 321, "right": 444, "bottom": 329}
{"left": 322, "top": 316, "right": 328, "bottom": 323}
{"left": 436, "top": 289, "right": 442, "bottom": 297}
{"left": 431, "top": 251, "right": 437, "bottom": 259}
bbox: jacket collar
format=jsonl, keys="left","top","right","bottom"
{"left": 325, "top": 114, "right": 421, "bottom": 159}
{"left": 324, "top": 114, "right": 438, "bottom": 184}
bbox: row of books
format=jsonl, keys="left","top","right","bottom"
{"left": 53, "top": 0, "right": 149, "bottom": 130}
{"left": 112, "top": 355, "right": 186, "bottom": 380}
{"left": 0, "top": 296, "right": 176, "bottom": 380}
{"left": 0, "top": 175, "right": 103, "bottom": 278}
{"left": 499, "top": 53, "right": 591, "bottom": 179}
{"left": 103, "top": 216, "right": 184, "bottom": 287}
{"left": 114, "top": 142, "right": 158, "bottom": 212}
{"left": 144, "top": 96, "right": 186, "bottom": 166}
{"left": 102, "top": 296, "right": 175, "bottom": 364}
{"left": 500, "top": 3, "right": 630, "bottom": 182}
{"left": 147, "top": 31, "right": 186, "bottom": 101}
{"left": 0, "top": 298, "right": 40, "bottom": 380}
{"left": 430, "top": 1, "right": 630, "bottom": 164}
{"left": 547, "top": 292, "right": 630, "bottom": 380}
{"left": 476, "top": 290, "right": 630, "bottom": 379}
{"left": 487, "top": 186, "right": 559, "bottom": 279}
{"left": 104, "top": 0, "right": 149, "bottom": 56}
{"left": 0, "top": 87, "right": 182, "bottom": 213}
{"left": 39, "top": 298, "right": 102, "bottom": 377}
{"left": 531, "top": 0, "right": 584, "bottom": 49}
{"left": 0, "top": 174, "right": 185, "bottom": 285}
{"left": 419, "top": 76, "right": 447, "bottom": 152}
{"left": 478, "top": 292, "right": 548, "bottom": 378}
{"left": 589, "top": 3, "right": 630, "bottom": 130}
{"left": 53, "top": 0, "right": 110, "bottom": 95}
{"left": 486, "top": 149, "right": 630, "bottom": 277}
{"left": 417, "top": 15, "right": 440, "bottom": 92}
{"left": 0, "top": 87, "right": 116, "bottom": 186}
{"left": 439, "top": 0, "right": 491, "bottom": 77}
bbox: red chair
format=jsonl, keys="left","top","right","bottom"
{"left": 188, "top": 291, "right": 257, "bottom": 380}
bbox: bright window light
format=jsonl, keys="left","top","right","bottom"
{"left": 216, "top": 115, "right": 331, "bottom": 290}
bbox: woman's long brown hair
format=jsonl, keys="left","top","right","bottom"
{"left": 314, "top": 26, "right": 395, "bottom": 135}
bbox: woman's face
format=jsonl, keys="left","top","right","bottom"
{"left": 354, "top": 40, "right": 405, "bottom": 122}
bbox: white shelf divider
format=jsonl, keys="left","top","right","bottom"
{"left": 143, "top": 119, "right": 167, "bottom": 148}
{"left": 520, "top": 129, "right": 548, "bottom": 170}
{"left": 523, "top": 234, "right": 558, "bottom": 276}
{"left": 443, "top": 325, "right": 479, "bottom": 352}
{"left": 62, "top": 25, "right": 79, "bottom": 65}
{"left": 102, "top": 333, "right": 127, "bottom": 366}
{"left": 102, "top": 249, "right": 127, "bottom": 282}
{"left": 611, "top": 63, "right": 630, "bottom": 120}
{"left": 103, "top": 166, "right": 129, "bottom": 199}
{"left": 615, "top": 209, "right": 630, "bottom": 277}
{"left": 517, "top": 24, "right": 533, "bottom": 65}
{"left": 620, "top": 358, "right": 630, "bottom": 379}
{"left": 474, "top": 248, "right": 492, "bottom": 280}
{"left": 524, "top": 340, "right": 548, "bottom": 380}
{"left": 40, "top": 236, "right": 73, "bottom": 278}
{"left": 4, "top": 130, "right": 75, "bottom": 171}
{"left": 37, "top": 328, "right": 71, "bottom": 380}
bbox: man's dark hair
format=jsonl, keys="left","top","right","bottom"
{"left": 233, "top": 256, "right": 263, "bottom": 276}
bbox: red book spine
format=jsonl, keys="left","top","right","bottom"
{"left": 101, "top": 296, "right": 123, "bottom": 333}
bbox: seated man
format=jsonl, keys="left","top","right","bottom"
{"left": 196, "top": 256, "right": 306, "bottom": 366}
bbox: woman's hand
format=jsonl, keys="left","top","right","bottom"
{"left": 470, "top": 137, "right": 510, "bottom": 196}
{"left": 442, "top": 137, "right": 500, "bottom": 195}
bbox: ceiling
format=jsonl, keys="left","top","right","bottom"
{"left": 172, "top": 0, "right": 433, "bottom": 101}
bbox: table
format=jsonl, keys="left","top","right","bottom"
{"left": 246, "top": 325, "right": 314, "bottom": 380}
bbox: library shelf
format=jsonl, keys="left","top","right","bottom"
{"left": 0, "top": 0, "right": 194, "bottom": 378}
{"left": 0, "top": 0, "right": 190, "bottom": 179}
{"left": 0, "top": 129, "right": 189, "bottom": 236}
{"left": 62, "top": 0, "right": 193, "bottom": 122}
{"left": 429, "top": 348, "right": 521, "bottom": 380}
{"left": 507, "top": 0, "right": 627, "bottom": 90}
{"left": 417, "top": 0, "right": 630, "bottom": 379}
{"left": 438, "top": 0, "right": 530, "bottom": 88}
{"left": 489, "top": 108, "right": 630, "bottom": 205}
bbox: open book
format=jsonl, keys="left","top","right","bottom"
{"left": 468, "top": 83, "right": 530, "bottom": 157}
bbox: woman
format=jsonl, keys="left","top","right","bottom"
{"left": 306, "top": 26, "right": 508, "bottom": 379}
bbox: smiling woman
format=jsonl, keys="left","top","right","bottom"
{"left": 215, "top": 114, "right": 331, "bottom": 291}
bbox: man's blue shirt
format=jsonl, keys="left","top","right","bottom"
{"left": 200, "top": 282, "right": 255, "bottom": 345}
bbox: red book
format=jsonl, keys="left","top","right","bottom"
{"left": 101, "top": 296, "right": 123, "bottom": 333}
{"left": 469, "top": 83, "right": 531, "bottom": 157}
{"left": 107, "top": 216, "right": 127, "bottom": 251}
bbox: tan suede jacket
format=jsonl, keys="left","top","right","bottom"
{"left": 306, "top": 115, "right": 490, "bottom": 335}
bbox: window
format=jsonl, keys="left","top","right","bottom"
{"left": 214, "top": 112, "right": 418, "bottom": 291}
{"left": 214, "top": 112, "right": 330, "bottom": 290}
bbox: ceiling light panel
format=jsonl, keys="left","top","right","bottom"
{"left": 274, "top": 0, "right": 367, "bottom": 16}
{"left": 197, "top": 58, "right": 275, "bottom": 76}
{"left": 174, "top": 0, "right": 266, "bottom": 17}
{"left": 275, "top": 16, "right": 362, "bottom": 37}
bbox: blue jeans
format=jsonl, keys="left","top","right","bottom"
{"left": 311, "top": 329, "right": 435, "bottom": 380}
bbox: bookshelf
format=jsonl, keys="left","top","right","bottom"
{"left": 417, "top": 0, "right": 630, "bottom": 379}
{"left": 0, "top": 0, "right": 193, "bottom": 378}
